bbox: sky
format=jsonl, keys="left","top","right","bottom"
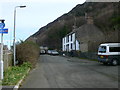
{"left": 0, "top": 0, "right": 86, "bottom": 48}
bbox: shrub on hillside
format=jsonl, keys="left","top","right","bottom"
{"left": 16, "top": 41, "right": 40, "bottom": 67}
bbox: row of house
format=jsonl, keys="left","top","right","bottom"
{"left": 62, "top": 16, "right": 105, "bottom": 52}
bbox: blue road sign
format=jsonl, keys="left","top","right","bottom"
{"left": 0, "top": 28, "right": 8, "bottom": 34}
{"left": 0, "top": 23, "right": 5, "bottom": 29}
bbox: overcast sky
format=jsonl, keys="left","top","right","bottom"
{"left": 0, "top": 0, "right": 86, "bottom": 48}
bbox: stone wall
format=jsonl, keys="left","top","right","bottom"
{"left": 61, "top": 51, "right": 98, "bottom": 60}
{"left": 3, "top": 51, "right": 12, "bottom": 70}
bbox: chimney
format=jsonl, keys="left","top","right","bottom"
{"left": 86, "top": 16, "right": 94, "bottom": 24}
{"left": 85, "top": 13, "right": 94, "bottom": 24}
{"left": 72, "top": 16, "right": 77, "bottom": 29}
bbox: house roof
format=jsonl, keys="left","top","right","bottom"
{"left": 65, "top": 30, "right": 75, "bottom": 36}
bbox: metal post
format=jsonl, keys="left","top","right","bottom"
{"left": 0, "top": 33, "right": 3, "bottom": 79}
{"left": 13, "top": 6, "right": 26, "bottom": 66}
{"left": 0, "top": 19, "right": 5, "bottom": 80}
{"left": 13, "top": 8, "right": 16, "bottom": 66}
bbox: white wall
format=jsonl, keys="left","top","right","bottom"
{"left": 72, "top": 33, "right": 75, "bottom": 50}
{"left": 62, "top": 37, "right": 66, "bottom": 51}
{"left": 62, "top": 33, "right": 80, "bottom": 52}
{"left": 76, "top": 40, "right": 80, "bottom": 50}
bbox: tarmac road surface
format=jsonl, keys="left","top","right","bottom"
{"left": 20, "top": 55, "right": 119, "bottom": 88}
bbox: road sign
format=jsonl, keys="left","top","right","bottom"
{"left": 0, "top": 28, "right": 8, "bottom": 34}
{"left": 0, "top": 23, "right": 5, "bottom": 29}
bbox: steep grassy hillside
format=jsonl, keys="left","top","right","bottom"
{"left": 27, "top": 2, "right": 120, "bottom": 50}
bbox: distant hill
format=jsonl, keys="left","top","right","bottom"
{"left": 26, "top": 2, "right": 120, "bottom": 50}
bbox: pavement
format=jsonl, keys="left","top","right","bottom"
{"left": 1, "top": 86, "right": 14, "bottom": 90}
{"left": 20, "top": 55, "right": 119, "bottom": 89}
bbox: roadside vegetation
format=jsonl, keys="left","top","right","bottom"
{"left": 16, "top": 41, "right": 40, "bottom": 68}
{"left": 2, "top": 41, "right": 40, "bottom": 85}
{"left": 2, "top": 62, "right": 31, "bottom": 85}
{"left": 111, "top": 16, "right": 120, "bottom": 30}
{"left": 79, "top": 57, "right": 98, "bottom": 62}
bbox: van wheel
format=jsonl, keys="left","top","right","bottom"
{"left": 111, "top": 59, "right": 118, "bottom": 66}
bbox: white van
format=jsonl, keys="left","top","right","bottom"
{"left": 98, "top": 43, "right": 120, "bottom": 65}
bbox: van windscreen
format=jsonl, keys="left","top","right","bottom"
{"left": 98, "top": 46, "right": 106, "bottom": 53}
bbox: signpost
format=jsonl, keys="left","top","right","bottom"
{"left": 0, "top": 20, "right": 8, "bottom": 80}
{"left": 0, "top": 23, "right": 5, "bottom": 29}
{"left": 0, "top": 28, "right": 8, "bottom": 34}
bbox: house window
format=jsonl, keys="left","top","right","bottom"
{"left": 68, "top": 36, "right": 69, "bottom": 42}
{"left": 68, "top": 44, "right": 69, "bottom": 51}
{"left": 71, "top": 43, "right": 72, "bottom": 50}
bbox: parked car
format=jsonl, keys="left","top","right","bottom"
{"left": 98, "top": 43, "right": 120, "bottom": 66}
{"left": 40, "top": 50, "right": 46, "bottom": 54}
{"left": 47, "top": 50, "right": 59, "bottom": 55}
{"left": 51, "top": 50, "right": 59, "bottom": 55}
{"left": 47, "top": 50, "right": 52, "bottom": 54}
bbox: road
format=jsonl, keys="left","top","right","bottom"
{"left": 20, "top": 55, "right": 119, "bottom": 88}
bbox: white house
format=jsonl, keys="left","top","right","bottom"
{"left": 62, "top": 16, "right": 105, "bottom": 52}
{"left": 62, "top": 31, "right": 80, "bottom": 52}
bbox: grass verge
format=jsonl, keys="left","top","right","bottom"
{"left": 2, "top": 62, "right": 32, "bottom": 85}
{"left": 79, "top": 57, "right": 98, "bottom": 62}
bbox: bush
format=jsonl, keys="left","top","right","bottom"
{"left": 16, "top": 41, "right": 40, "bottom": 68}
{"left": 111, "top": 16, "right": 120, "bottom": 30}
